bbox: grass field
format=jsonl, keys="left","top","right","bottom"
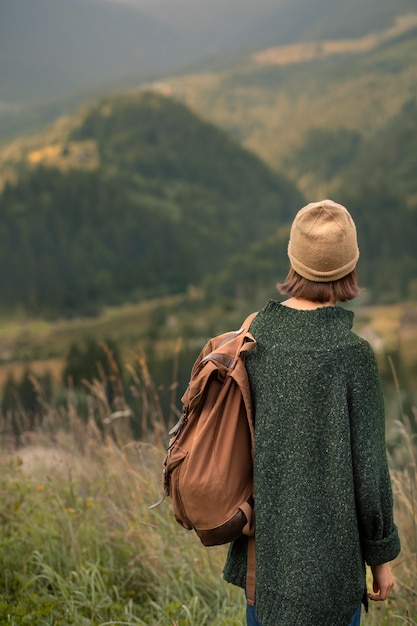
{"left": 0, "top": 349, "right": 416, "bottom": 625}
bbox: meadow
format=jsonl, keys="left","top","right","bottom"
{"left": 0, "top": 340, "right": 416, "bottom": 626}
{"left": 0, "top": 365, "right": 246, "bottom": 626}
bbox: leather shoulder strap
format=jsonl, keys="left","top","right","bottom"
{"left": 246, "top": 536, "right": 256, "bottom": 606}
{"left": 241, "top": 311, "right": 258, "bottom": 332}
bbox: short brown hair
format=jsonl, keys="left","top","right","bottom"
{"left": 277, "top": 268, "right": 361, "bottom": 303}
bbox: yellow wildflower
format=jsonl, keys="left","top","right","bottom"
{"left": 36, "top": 485, "right": 45, "bottom": 492}
{"left": 65, "top": 507, "right": 77, "bottom": 514}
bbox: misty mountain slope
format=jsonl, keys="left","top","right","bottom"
{"left": 1, "top": 0, "right": 416, "bottom": 113}
{"left": 0, "top": 92, "right": 302, "bottom": 316}
{"left": 228, "top": 0, "right": 417, "bottom": 51}
{"left": 156, "top": 19, "right": 417, "bottom": 199}
{"left": 138, "top": 0, "right": 416, "bottom": 54}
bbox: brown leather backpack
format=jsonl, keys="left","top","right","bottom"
{"left": 151, "top": 312, "right": 257, "bottom": 603}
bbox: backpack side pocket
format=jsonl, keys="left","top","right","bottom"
{"left": 165, "top": 445, "right": 192, "bottom": 530}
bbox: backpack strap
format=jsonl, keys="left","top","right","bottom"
{"left": 241, "top": 311, "right": 257, "bottom": 607}
{"left": 241, "top": 311, "right": 258, "bottom": 332}
{"left": 246, "top": 536, "right": 256, "bottom": 606}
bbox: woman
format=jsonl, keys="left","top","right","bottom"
{"left": 223, "top": 199, "right": 401, "bottom": 626}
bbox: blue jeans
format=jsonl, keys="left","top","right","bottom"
{"left": 246, "top": 601, "right": 362, "bottom": 625}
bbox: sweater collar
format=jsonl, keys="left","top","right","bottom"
{"left": 266, "top": 300, "right": 354, "bottom": 330}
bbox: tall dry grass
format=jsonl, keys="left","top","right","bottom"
{"left": 0, "top": 350, "right": 245, "bottom": 625}
{"left": 0, "top": 349, "right": 416, "bottom": 625}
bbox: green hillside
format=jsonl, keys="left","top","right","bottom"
{"left": 0, "top": 92, "right": 302, "bottom": 317}
{"left": 155, "top": 14, "right": 417, "bottom": 200}
{"left": 340, "top": 98, "right": 417, "bottom": 201}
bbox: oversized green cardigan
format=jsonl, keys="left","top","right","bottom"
{"left": 223, "top": 301, "right": 400, "bottom": 626}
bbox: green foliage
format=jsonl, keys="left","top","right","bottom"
{"left": 0, "top": 93, "right": 302, "bottom": 317}
{"left": 339, "top": 184, "right": 417, "bottom": 301}
{"left": 342, "top": 98, "right": 417, "bottom": 199}
{"left": 72, "top": 93, "right": 285, "bottom": 201}
{"left": 203, "top": 226, "right": 290, "bottom": 306}
{"left": 62, "top": 337, "right": 121, "bottom": 388}
{"left": 0, "top": 438, "right": 247, "bottom": 625}
{"left": 285, "top": 127, "right": 362, "bottom": 182}
{"left": 140, "top": 23, "right": 417, "bottom": 307}
{"left": 0, "top": 482, "right": 151, "bottom": 623}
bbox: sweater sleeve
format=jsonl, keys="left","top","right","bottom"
{"left": 347, "top": 340, "right": 401, "bottom": 566}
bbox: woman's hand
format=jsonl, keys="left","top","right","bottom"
{"left": 368, "top": 563, "right": 395, "bottom": 601}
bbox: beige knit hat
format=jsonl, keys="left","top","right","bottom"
{"left": 288, "top": 199, "right": 359, "bottom": 282}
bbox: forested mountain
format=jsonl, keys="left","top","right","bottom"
{"left": 340, "top": 98, "right": 417, "bottom": 201}
{"left": 0, "top": 92, "right": 302, "bottom": 317}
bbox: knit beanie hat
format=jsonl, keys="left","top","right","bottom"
{"left": 288, "top": 199, "right": 359, "bottom": 282}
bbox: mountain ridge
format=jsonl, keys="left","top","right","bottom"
{"left": 146, "top": 17, "right": 417, "bottom": 202}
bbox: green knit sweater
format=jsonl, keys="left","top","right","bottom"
{"left": 223, "top": 301, "right": 400, "bottom": 626}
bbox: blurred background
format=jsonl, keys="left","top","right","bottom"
{"left": 1, "top": 0, "right": 417, "bottom": 438}
{"left": 1, "top": 2, "right": 417, "bottom": 624}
